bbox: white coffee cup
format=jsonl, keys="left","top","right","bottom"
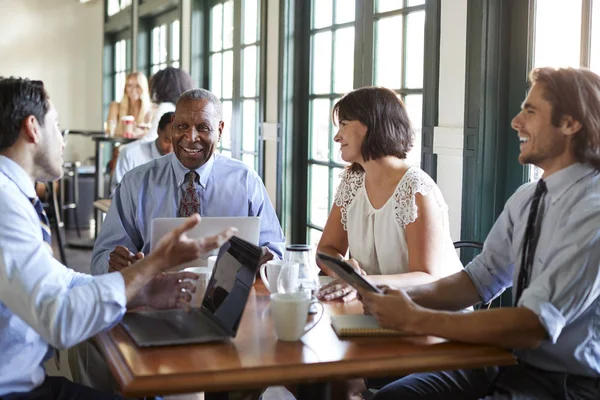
{"left": 260, "top": 260, "right": 298, "bottom": 294}
{"left": 270, "top": 292, "right": 323, "bottom": 341}
{"left": 207, "top": 255, "right": 217, "bottom": 270}
{"left": 183, "top": 267, "right": 211, "bottom": 307}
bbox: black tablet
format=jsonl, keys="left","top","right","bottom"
{"left": 317, "top": 253, "right": 383, "bottom": 294}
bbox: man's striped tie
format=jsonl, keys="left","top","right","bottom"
{"left": 31, "top": 197, "right": 53, "bottom": 254}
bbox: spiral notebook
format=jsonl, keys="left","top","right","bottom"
{"left": 331, "top": 315, "right": 410, "bottom": 337}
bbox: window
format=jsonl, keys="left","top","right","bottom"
{"left": 150, "top": 18, "right": 181, "bottom": 74}
{"left": 107, "top": 0, "right": 132, "bottom": 17}
{"left": 528, "top": 0, "right": 600, "bottom": 180}
{"left": 208, "top": 0, "right": 262, "bottom": 172}
{"left": 114, "top": 39, "right": 129, "bottom": 101}
{"left": 305, "top": 0, "right": 427, "bottom": 248}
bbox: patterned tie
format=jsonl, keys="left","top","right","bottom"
{"left": 514, "top": 179, "right": 547, "bottom": 305}
{"left": 31, "top": 197, "right": 53, "bottom": 255}
{"left": 178, "top": 171, "right": 201, "bottom": 217}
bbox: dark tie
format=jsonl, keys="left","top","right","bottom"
{"left": 31, "top": 197, "right": 53, "bottom": 254}
{"left": 178, "top": 171, "right": 201, "bottom": 217}
{"left": 514, "top": 179, "right": 547, "bottom": 305}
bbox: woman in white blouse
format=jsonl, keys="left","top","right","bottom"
{"left": 317, "top": 86, "right": 462, "bottom": 303}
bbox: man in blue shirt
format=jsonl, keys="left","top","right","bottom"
{"left": 0, "top": 77, "right": 235, "bottom": 399}
{"left": 359, "top": 67, "right": 600, "bottom": 399}
{"left": 113, "top": 111, "right": 174, "bottom": 186}
{"left": 92, "top": 88, "right": 285, "bottom": 275}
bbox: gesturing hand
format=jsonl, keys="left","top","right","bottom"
{"left": 141, "top": 271, "right": 199, "bottom": 310}
{"left": 109, "top": 245, "right": 144, "bottom": 272}
{"left": 153, "top": 215, "right": 236, "bottom": 272}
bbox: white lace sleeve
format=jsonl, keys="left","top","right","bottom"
{"left": 334, "top": 169, "right": 364, "bottom": 231}
{"left": 394, "top": 168, "right": 447, "bottom": 228}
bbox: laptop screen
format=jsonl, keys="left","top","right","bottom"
{"left": 201, "top": 237, "right": 261, "bottom": 335}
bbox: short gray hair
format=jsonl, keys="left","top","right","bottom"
{"left": 176, "top": 88, "right": 223, "bottom": 120}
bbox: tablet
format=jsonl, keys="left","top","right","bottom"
{"left": 316, "top": 253, "right": 383, "bottom": 294}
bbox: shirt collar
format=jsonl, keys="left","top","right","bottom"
{"left": 0, "top": 155, "right": 36, "bottom": 199}
{"left": 544, "top": 162, "right": 597, "bottom": 204}
{"left": 170, "top": 152, "right": 216, "bottom": 189}
{"left": 150, "top": 141, "right": 162, "bottom": 159}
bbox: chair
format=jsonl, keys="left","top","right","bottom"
{"left": 453, "top": 240, "right": 500, "bottom": 310}
{"left": 60, "top": 161, "right": 81, "bottom": 238}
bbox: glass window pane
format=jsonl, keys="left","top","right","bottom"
{"left": 335, "top": 0, "right": 355, "bottom": 24}
{"left": 152, "top": 27, "right": 160, "bottom": 65}
{"left": 406, "top": 11, "right": 425, "bottom": 88}
{"left": 404, "top": 94, "right": 422, "bottom": 167}
{"left": 374, "top": 16, "right": 403, "bottom": 89}
{"left": 243, "top": 46, "right": 258, "bottom": 97}
{"left": 332, "top": 167, "right": 345, "bottom": 198}
{"left": 224, "top": 0, "right": 234, "bottom": 49}
{"left": 221, "top": 100, "right": 233, "bottom": 149}
{"left": 591, "top": 1, "right": 600, "bottom": 74}
{"left": 311, "top": 31, "right": 333, "bottom": 94}
{"left": 376, "top": 0, "right": 404, "bottom": 13}
{"left": 533, "top": 0, "right": 582, "bottom": 68}
{"left": 243, "top": 0, "right": 259, "bottom": 44}
{"left": 160, "top": 25, "right": 167, "bottom": 63}
{"left": 172, "top": 61, "right": 180, "bottom": 68}
{"left": 222, "top": 50, "right": 234, "bottom": 99}
{"left": 211, "top": 4, "right": 223, "bottom": 51}
{"left": 242, "top": 153, "right": 257, "bottom": 170}
{"left": 333, "top": 27, "right": 354, "bottom": 94}
{"left": 242, "top": 100, "right": 257, "bottom": 152}
{"left": 171, "top": 20, "right": 180, "bottom": 61}
{"left": 221, "top": 150, "right": 232, "bottom": 158}
{"left": 309, "top": 164, "right": 330, "bottom": 228}
{"left": 210, "top": 53, "right": 223, "bottom": 98}
{"left": 313, "top": 0, "right": 333, "bottom": 29}
{"left": 310, "top": 99, "right": 331, "bottom": 161}
{"left": 308, "top": 228, "right": 323, "bottom": 252}
{"left": 407, "top": 0, "right": 425, "bottom": 6}
{"left": 108, "top": 0, "right": 120, "bottom": 16}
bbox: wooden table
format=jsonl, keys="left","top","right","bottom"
{"left": 93, "top": 198, "right": 112, "bottom": 214}
{"left": 95, "top": 283, "right": 515, "bottom": 397}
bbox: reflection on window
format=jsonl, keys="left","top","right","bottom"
{"left": 209, "top": 0, "right": 262, "bottom": 172}
{"left": 114, "top": 39, "right": 128, "bottom": 101}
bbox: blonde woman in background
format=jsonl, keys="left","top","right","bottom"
{"left": 105, "top": 71, "right": 153, "bottom": 137}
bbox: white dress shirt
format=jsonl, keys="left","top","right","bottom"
{"left": 114, "top": 140, "right": 163, "bottom": 184}
{"left": 0, "top": 156, "right": 127, "bottom": 395}
{"left": 465, "top": 163, "right": 600, "bottom": 377}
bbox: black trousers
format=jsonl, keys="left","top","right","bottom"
{"left": 0, "top": 376, "right": 123, "bottom": 400}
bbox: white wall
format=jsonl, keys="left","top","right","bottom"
{"left": 0, "top": 0, "right": 104, "bottom": 164}
{"left": 434, "top": 0, "right": 468, "bottom": 241}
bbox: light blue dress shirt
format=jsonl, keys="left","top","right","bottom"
{"left": 92, "top": 153, "right": 285, "bottom": 275}
{"left": 464, "top": 162, "right": 600, "bottom": 377}
{"left": 0, "top": 156, "right": 127, "bottom": 395}
{"left": 114, "top": 140, "right": 162, "bottom": 184}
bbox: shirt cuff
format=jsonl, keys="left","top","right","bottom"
{"left": 463, "top": 264, "right": 501, "bottom": 303}
{"left": 519, "top": 294, "right": 566, "bottom": 343}
{"left": 93, "top": 272, "right": 127, "bottom": 313}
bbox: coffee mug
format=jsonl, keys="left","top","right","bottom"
{"left": 270, "top": 292, "right": 323, "bottom": 341}
{"left": 260, "top": 260, "right": 298, "bottom": 294}
{"left": 183, "top": 267, "right": 211, "bottom": 307}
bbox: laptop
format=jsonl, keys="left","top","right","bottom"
{"left": 121, "top": 236, "right": 262, "bottom": 347}
{"left": 150, "top": 216, "right": 261, "bottom": 268}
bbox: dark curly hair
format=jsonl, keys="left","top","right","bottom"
{"left": 158, "top": 111, "right": 174, "bottom": 131}
{"left": 150, "top": 67, "right": 195, "bottom": 104}
{"left": 0, "top": 77, "right": 49, "bottom": 152}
